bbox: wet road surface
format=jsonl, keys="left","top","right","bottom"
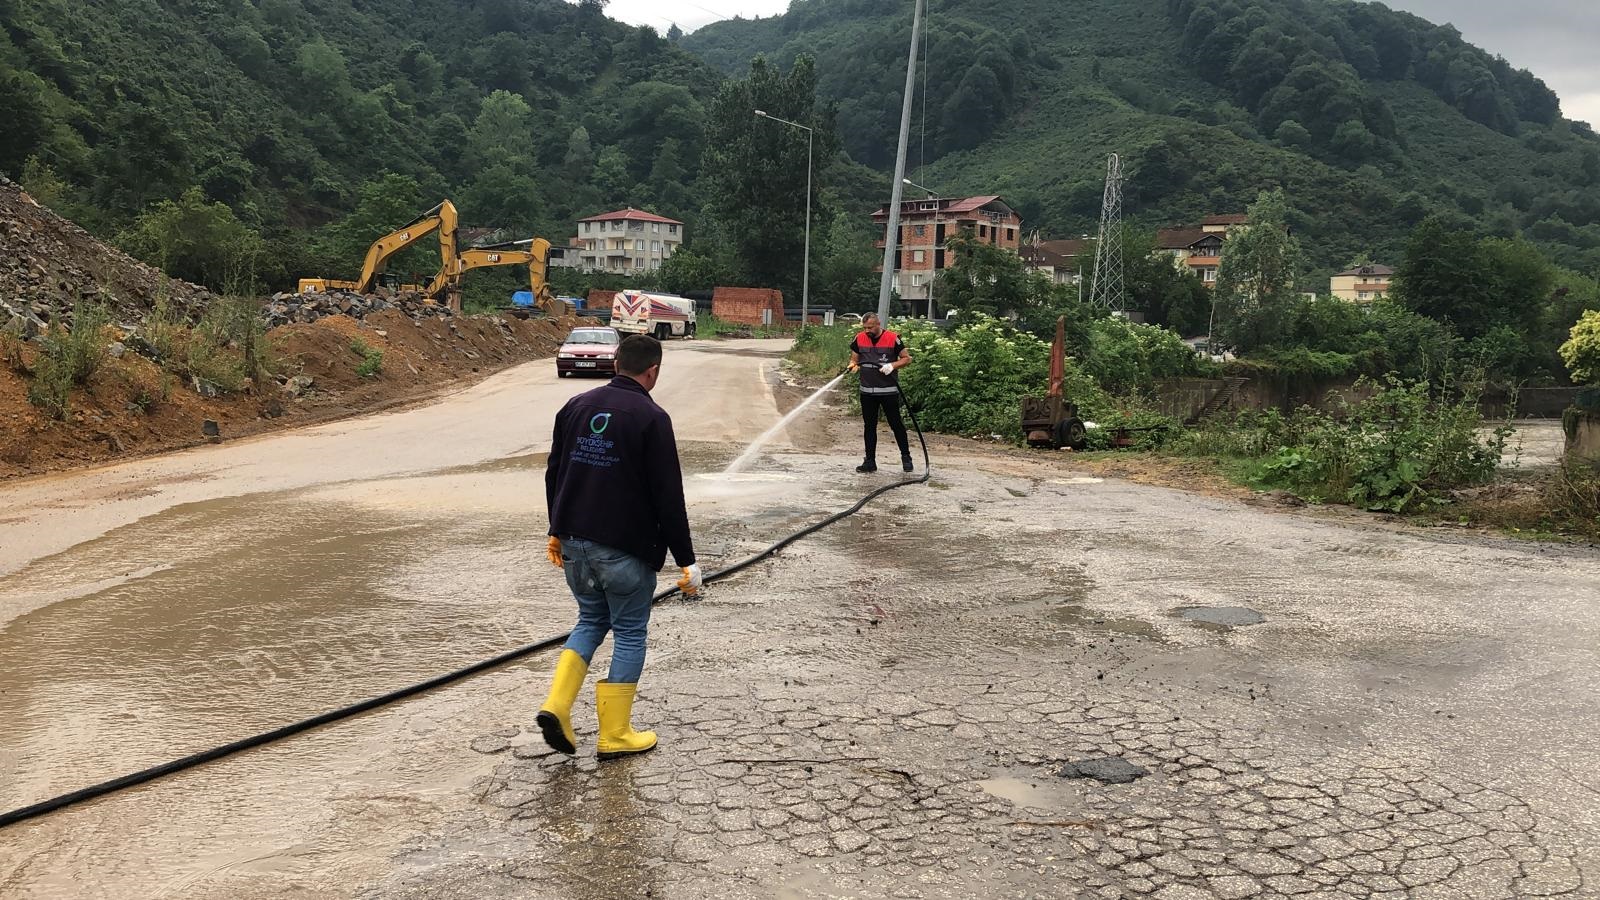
{"left": 3, "top": 342, "right": 1599, "bottom": 898}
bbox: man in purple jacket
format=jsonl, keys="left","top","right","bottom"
{"left": 537, "top": 334, "right": 701, "bottom": 760}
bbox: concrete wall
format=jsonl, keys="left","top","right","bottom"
{"left": 1160, "top": 378, "right": 1585, "bottom": 423}
{"left": 1566, "top": 410, "right": 1600, "bottom": 465}
{"left": 1154, "top": 375, "right": 1368, "bottom": 421}
{"left": 1481, "top": 387, "right": 1585, "bottom": 419}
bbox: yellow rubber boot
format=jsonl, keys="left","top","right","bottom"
{"left": 535, "top": 649, "right": 588, "bottom": 755}
{"left": 595, "top": 680, "right": 657, "bottom": 760}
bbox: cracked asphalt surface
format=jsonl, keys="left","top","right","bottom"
{"left": 368, "top": 451, "right": 1597, "bottom": 900}
{"left": 2, "top": 342, "right": 1597, "bottom": 898}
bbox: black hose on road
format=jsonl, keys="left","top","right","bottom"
{"left": 0, "top": 385, "right": 931, "bottom": 830}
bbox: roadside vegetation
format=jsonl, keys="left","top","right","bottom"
{"left": 1167, "top": 377, "right": 1507, "bottom": 513}
{"left": 12, "top": 293, "right": 279, "bottom": 422}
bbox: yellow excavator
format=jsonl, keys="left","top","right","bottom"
{"left": 453, "top": 237, "right": 574, "bottom": 317}
{"left": 297, "top": 200, "right": 460, "bottom": 298}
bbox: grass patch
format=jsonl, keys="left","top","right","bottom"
{"left": 351, "top": 339, "right": 384, "bottom": 377}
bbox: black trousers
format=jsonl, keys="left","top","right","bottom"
{"left": 861, "top": 391, "right": 910, "bottom": 461}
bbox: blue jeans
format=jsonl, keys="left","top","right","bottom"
{"left": 558, "top": 537, "right": 657, "bottom": 683}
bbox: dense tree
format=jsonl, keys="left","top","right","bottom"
{"left": 117, "top": 188, "right": 266, "bottom": 292}
{"left": 1392, "top": 217, "right": 1550, "bottom": 342}
{"left": 0, "top": 71, "right": 47, "bottom": 176}
{"left": 703, "top": 55, "right": 839, "bottom": 296}
{"left": 1214, "top": 189, "right": 1301, "bottom": 347}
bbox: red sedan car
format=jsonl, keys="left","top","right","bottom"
{"left": 556, "top": 326, "right": 621, "bottom": 377}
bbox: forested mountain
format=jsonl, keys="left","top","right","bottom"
{"left": 687, "top": 0, "right": 1600, "bottom": 276}
{"left": 0, "top": 0, "right": 720, "bottom": 283}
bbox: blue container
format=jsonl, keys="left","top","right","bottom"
{"left": 511, "top": 290, "right": 535, "bottom": 308}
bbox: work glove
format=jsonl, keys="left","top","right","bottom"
{"left": 547, "top": 535, "right": 563, "bottom": 569}
{"left": 879, "top": 362, "right": 896, "bottom": 376}
{"left": 677, "top": 563, "right": 704, "bottom": 597}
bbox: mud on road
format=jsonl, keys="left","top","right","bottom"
{"left": 2, "top": 343, "right": 1598, "bottom": 899}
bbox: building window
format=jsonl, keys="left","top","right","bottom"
{"left": 914, "top": 225, "right": 926, "bottom": 236}
{"left": 978, "top": 225, "right": 988, "bottom": 238}
{"left": 651, "top": 241, "right": 661, "bottom": 253}
{"left": 913, "top": 250, "right": 925, "bottom": 263}
{"left": 634, "top": 258, "right": 644, "bottom": 269}
{"left": 635, "top": 240, "right": 644, "bottom": 251}
{"left": 652, "top": 223, "right": 660, "bottom": 233}
{"left": 669, "top": 224, "right": 678, "bottom": 234}
{"left": 911, "top": 274, "right": 924, "bottom": 286}
{"left": 1202, "top": 268, "right": 1218, "bottom": 283}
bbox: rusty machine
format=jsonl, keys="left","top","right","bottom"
{"left": 1021, "top": 316, "right": 1089, "bottom": 451}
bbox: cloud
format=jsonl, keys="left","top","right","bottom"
{"left": 602, "top": 0, "right": 789, "bottom": 33}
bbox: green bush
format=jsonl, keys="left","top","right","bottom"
{"left": 787, "top": 322, "right": 855, "bottom": 380}
{"left": 26, "top": 302, "right": 110, "bottom": 419}
{"left": 894, "top": 316, "right": 1052, "bottom": 440}
{"left": 1173, "top": 376, "right": 1506, "bottom": 511}
{"left": 1560, "top": 310, "right": 1600, "bottom": 385}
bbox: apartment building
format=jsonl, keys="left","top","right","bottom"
{"left": 872, "top": 195, "right": 1021, "bottom": 305}
{"left": 1330, "top": 264, "right": 1393, "bottom": 303}
{"left": 573, "top": 208, "right": 684, "bottom": 274}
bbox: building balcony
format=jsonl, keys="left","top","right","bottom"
{"left": 1185, "top": 255, "right": 1222, "bottom": 267}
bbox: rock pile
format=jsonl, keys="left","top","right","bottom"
{"left": 0, "top": 176, "right": 214, "bottom": 333}
{"left": 263, "top": 289, "right": 455, "bottom": 327}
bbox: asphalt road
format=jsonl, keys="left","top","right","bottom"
{"left": 1, "top": 340, "right": 1595, "bottom": 899}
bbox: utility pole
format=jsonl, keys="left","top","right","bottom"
{"left": 875, "top": 0, "right": 926, "bottom": 322}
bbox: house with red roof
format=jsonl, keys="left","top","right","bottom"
{"left": 573, "top": 208, "right": 685, "bottom": 274}
{"left": 871, "top": 195, "right": 1021, "bottom": 310}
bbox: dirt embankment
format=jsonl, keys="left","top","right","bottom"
{"left": 1, "top": 310, "right": 576, "bottom": 478}
{"left": 0, "top": 176, "right": 580, "bottom": 479}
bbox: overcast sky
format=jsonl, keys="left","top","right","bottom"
{"left": 599, "top": 0, "right": 1597, "bottom": 126}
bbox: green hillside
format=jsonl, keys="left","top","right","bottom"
{"left": 686, "top": 0, "right": 1600, "bottom": 276}
{"left": 0, "top": 0, "right": 720, "bottom": 282}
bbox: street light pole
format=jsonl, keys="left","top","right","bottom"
{"left": 904, "top": 177, "right": 938, "bottom": 320}
{"left": 755, "top": 109, "right": 814, "bottom": 331}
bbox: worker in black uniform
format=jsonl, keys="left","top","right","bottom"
{"left": 848, "top": 312, "right": 913, "bottom": 473}
{"left": 538, "top": 334, "right": 701, "bottom": 760}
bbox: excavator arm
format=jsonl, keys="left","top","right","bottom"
{"left": 355, "top": 200, "right": 459, "bottom": 294}
{"left": 454, "top": 238, "right": 573, "bottom": 317}
{"left": 297, "top": 199, "right": 460, "bottom": 297}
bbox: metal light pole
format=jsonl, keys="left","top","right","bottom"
{"left": 755, "top": 109, "right": 814, "bottom": 331}
{"left": 876, "top": 0, "right": 926, "bottom": 322}
{"left": 903, "top": 177, "right": 938, "bottom": 320}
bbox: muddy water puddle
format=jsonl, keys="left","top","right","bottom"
{"left": 0, "top": 448, "right": 856, "bottom": 817}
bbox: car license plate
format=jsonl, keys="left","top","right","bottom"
{"left": 577, "top": 361, "right": 597, "bottom": 368}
